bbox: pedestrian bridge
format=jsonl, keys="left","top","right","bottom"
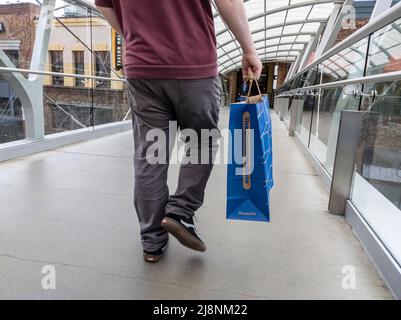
{"left": 0, "top": 0, "right": 400, "bottom": 299}
{"left": 0, "top": 109, "right": 391, "bottom": 299}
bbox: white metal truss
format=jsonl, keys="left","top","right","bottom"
{"left": 0, "top": 0, "right": 56, "bottom": 140}
{"left": 214, "top": 0, "right": 344, "bottom": 74}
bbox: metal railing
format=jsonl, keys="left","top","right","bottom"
{"left": 280, "top": 1, "right": 401, "bottom": 88}
{"left": 0, "top": 67, "right": 127, "bottom": 83}
{"left": 276, "top": 70, "right": 401, "bottom": 98}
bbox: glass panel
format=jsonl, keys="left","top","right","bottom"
{"left": 281, "top": 98, "right": 291, "bottom": 127}
{"left": 44, "top": 1, "right": 128, "bottom": 134}
{"left": 358, "top": 80, "right": 401, "bottom": 209}
{"left": 309, "top": 84, "right": 362, "bottom": 174}
{"left": 351, "top": 79, "right": 401, "bottom": 266}
{"left": 367, "top": 17, "right": 401, "bottom": 75}
{"left": 0, "top": 76, "right": 25, "bottom": 144}
{"left": 94, "top": 51, "right": 111, "bottom": 89}
{"left": 50, "top": 51, "right": 64, "bottom": 86}
{"left": 73, "top": 51, "right": 85, "bottom": 87}
{"left": 290, "top": 75, "right": 302, "bottom": 90}
{"left": 294, "top": 66, "right": 320, "bottom": 147}
{"left": 321, "top": 37, "right": 368, "bottom": 83}
{"left": 3, "top": 50, "right": 19, "bottom": 68}
{"left": 0, "top": 1, "right": 129, "bottom": 145}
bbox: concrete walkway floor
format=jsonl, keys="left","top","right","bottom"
{"left": 0, "top": 110, "right": 393, "bottom": 299}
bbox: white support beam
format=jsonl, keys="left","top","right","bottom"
{"left": 285, "top": 62, "right": 295, "bottom": 82}
{"left": 29, "top": 0, "right": 56, "bottom": 80}
{"left": 316, "top": 0, "right": 353, "bottom": 58}
{"left": 287, "top": 46, "right": 306, "bottom": 79}
{"left": 299, "top": 24, "right": 325, "bottom": 70}
{"left": 371, "top": 0, "right": 393, "bottom": 21}
{"left": 0, "top": 0, "right": 56, "bottom": 141}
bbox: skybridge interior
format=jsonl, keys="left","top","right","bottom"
{"left": 0, "top": 0, "right": 400, "bottom": 299}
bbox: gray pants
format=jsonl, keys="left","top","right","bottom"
{"left": 128, "top": 77, "right": 220, "bottom": 251}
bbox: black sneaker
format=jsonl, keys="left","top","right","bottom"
{"left": 161, "top": 213, "right": 206, "bottom": 252}
{"left": 143, "top": 241, "right": 168, "bottom": 263}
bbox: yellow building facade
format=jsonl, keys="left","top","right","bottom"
{"left": 38, "top": 16, "right": 124, "bottom": 90}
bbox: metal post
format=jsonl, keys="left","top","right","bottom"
{"left": 328, "top": 110, "right": 367, "bottom": 215}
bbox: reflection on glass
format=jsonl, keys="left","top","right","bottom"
{"left": 44, "top": 78, "right": 129, "bottom": 135}
{"left": 3, "top": 50, "right": 19, "bottom": 68}
{"left": 321, "top": 38, "right": 368, "bottom": 83}
{"left": 73, "top": 51, "right": 85, "bottom": 87}
{"left": 41, "top": 2, "right": 129, "bottom": 134}
{"left": 309, "top": 84, "right": 361, "bottom": 174}
{"left": 352, "top": 80, "right": 401, "bottom": 266}
{"left": 294, "top": 66, "right": 320, "bottom": 147}
{"left": 283, "top": 98, "right": 290, "bottom": 126}
{"left": 302, "top": 67, "right": 319, "bottom": 88}
{"left": 95, "top": 51, "right": 111, "bottom": 89}
{"left": 368, "top": 18, "right": 401, "bottom": 75}
{"left": 49, "top": 50, "right": 64, "bottom": 86}
{"left": 0, "top": 76, "right": 25, "bottom": 143}
{"left": 295, "top": 93, "right": 315, "bottom": 146}
{"left": 356, "top": 80, "right": 401, "bottom": 209}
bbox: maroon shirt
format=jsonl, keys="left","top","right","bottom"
{"left": 95, "top": 0, "right": 218, "bottom": 79}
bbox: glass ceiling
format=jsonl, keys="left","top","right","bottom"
{"left": 45, "top": 0, "right": 339, "bottom": 75}
{"left": 213, "top": 0, "right": 339, "bottom": 74}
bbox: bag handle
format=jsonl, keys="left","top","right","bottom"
{"left": 246, "top": 77, "right": 262, "bottom": 103}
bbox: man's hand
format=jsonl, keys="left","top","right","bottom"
{"left": 215, "top": 0, "right": 261, "bottom": 80}
{"left": 242, "top": 51, "right": 263, "bottom": 81}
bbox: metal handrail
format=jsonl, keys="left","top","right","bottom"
{"left": 282, "top": 1, "right": 401, "bottom": 87}
{"left": 276, "top": 70, "right": 401, "bottom": 98}
{"left": 0, "top": 67, "right": 127, "bottom": 83}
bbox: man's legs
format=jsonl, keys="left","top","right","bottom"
{"left": 129, "top": 77, "right": 220, "bottom": 253}
{"left": 165, "top": 76, "right": 221, "bottom": 219}
{"left": 128, "top": 79, "right": 176, "bottom": 252}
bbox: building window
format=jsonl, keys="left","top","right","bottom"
{"left": 3, "top": 50, "right": 19, "bottom": 68}
{"left": 94, "top": 51, "right": 111, "bottom": 88}
{"left": 49, "top": 51, "right": 64, "bottom": 86}
{"left": 73, "top": 51, "right": 85, "bottom": 87}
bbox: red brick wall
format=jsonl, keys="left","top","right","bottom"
{"left": 0, "top": 3, "right": 41, "bottom": 69}
{"left": 335, "top": 18, "right": 370, "bottom": 45}
{"left": 277, "top": 63, "right": 291, "bottom": 88}
{"left": 43, "top": 86, "right": 129, "bottom": 134}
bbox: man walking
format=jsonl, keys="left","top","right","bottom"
{"left": 96, "top": 0, "right": 262, "bottom": 262}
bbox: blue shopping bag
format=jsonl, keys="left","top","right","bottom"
{"left": 226, "top": 79, "right": 274, "bottom": 222}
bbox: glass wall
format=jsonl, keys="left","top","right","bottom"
{"left": 0, "top": 1, "right": 130, "bottom": 143}
{"left": 351, "top": 79, "right": 401, "bottom": 266}
{"left": 294, "top": 66, "right": 320, "bottom": 147}
{"left": 42, "top": 1, "right": 129, "bottom": 135}
{"left": 281, "top": 16, "right": 401, "bottom": 267}
{"left": 309, "top": 84, "right": 362, "bottom": 174}
{"left": 355, "top": 80, "right": 401, "bottom": 209}
{"left": 1, "top": 0, "right": 231, "bottom": 144}
{"left": 350, "top": 19, "right": 401, "bottom": 266}
{"left": 0, "top": 77, "right": 25, "bottom": 144}
{"left": 367, "top": 18, "right": 401, "bottom": 76}
{"left": 321, "top": 37, "right": 368, "bottom": 83}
